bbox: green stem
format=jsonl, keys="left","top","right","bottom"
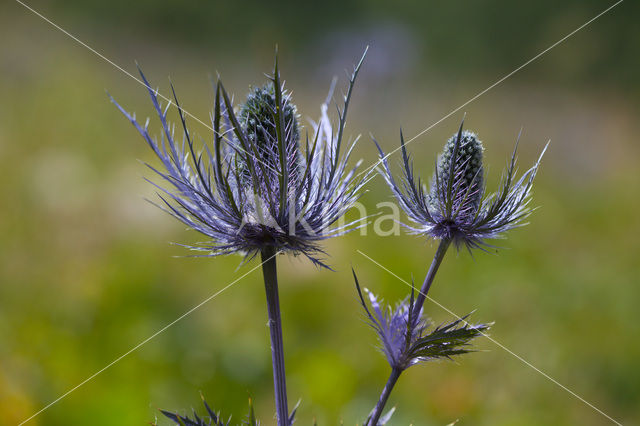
{"left": 260, "top": 247, "right": 289, "bottom": 426}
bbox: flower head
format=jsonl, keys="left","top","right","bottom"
{"left": 375, "top": 119, "right": 548, "bottom": 250}
{"left": 111, "top": 50, "right": 369, "bottom": 266}
{"left": 353, "top": 270, "right": 490, "bottom": 372}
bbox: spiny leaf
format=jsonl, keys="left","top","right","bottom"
{"left": 408, "top": 316, "right": 491, "bottom": 361}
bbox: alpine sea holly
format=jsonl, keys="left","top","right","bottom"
{"left": 373, "top": 119, "right": 548, "bottom": 314}
{"left": 112, "top": 49, "right": 369, "bottom": 426}
{"left": 111, "top": 50, "right": 369, "bottom": 267}
{"left": 375, "top": 120, "right": 547, "bottom": 252}
{"left": 363, "top": 120, "right": 546, "bottom": 425}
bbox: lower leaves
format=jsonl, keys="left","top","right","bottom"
{"left": 160, "top": 397, "right": 299, "bottom": 426}
{"left": 354, "top": 271, "right": 491, "bottom": 372}
{"left": 353, "top": 270, "right": 491, "bottom": 425}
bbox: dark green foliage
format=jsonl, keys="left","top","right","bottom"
{"left": 160, "top": 396, "right": 258, "bottom": 426}
{"left": 160, "top": 397, "right": 301, "bottom": 426}
{"left": 244, "top": 398, "right": 259, "bottom": 426}
{"left": 407, "top": 314, "right": 491, "bottom": 361}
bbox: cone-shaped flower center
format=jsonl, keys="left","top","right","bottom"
{"left": 432, "top": 131, "right": 484, "bottom": 212}
{"left": 239, "top": 84, "right": 301, "bottom": 181}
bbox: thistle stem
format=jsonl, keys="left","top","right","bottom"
{"left": 367, "top": 367, "right": 401, "bottom": 426}
{"left": 261, "top": 246, "right": 289, "bottom": 426}
{"left": 366, "top": 238, "right": 451, "bottom": 425}
{"left": 413, "top": 238, "right": 451, "bottom": 317}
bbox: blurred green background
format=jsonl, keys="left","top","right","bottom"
{"left": 1, "top": 1, "right": 639, "bottom": 425}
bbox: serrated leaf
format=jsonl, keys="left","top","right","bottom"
{"left": 408, "top": 315, "right": 490, "bottom": 361}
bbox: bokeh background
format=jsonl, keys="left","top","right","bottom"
{"left": 1, "top": 1, "right": 639, "bottom": 425}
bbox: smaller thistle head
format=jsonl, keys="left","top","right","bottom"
{"left": 353, "top": 270, "right": 490, "bottom": 371}
{"left": 375, "top": 118, "right": 548, "bottom": 250}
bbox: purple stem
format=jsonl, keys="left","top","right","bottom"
{"left": 413, "top": 238, "right": 451, "bottom": 317}
{"left": 367, "top": 367, "right": 401, "bottom": 426}
{"left": 261, "top": 246, "right": 289, "bottom": 426}
{"left": 367, "top": 238, "right": 451, "bottom": 425}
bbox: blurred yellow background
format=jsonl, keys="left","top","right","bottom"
{"left": 1, "top": 1, "right": 639, "bottom": 425}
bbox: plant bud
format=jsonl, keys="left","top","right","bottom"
{"left": 432, "top": 131, "right": 484, "bottom": 210}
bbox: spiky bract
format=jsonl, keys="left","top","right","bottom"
{"left": 160, "top": 396, "right": 266, "bottom": 426}
{"left": 354, "top": 271, "right": 490, "bottom": 371}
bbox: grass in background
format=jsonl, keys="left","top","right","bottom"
{"left": 1, "top": 3, "right": 639, "bottom": 425}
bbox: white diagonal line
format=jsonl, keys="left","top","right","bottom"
{"left": 357, "top": 249, "right": 623, "bottom": 426}
{"left": 15, "top": 0, "right": 623, "bottom": 192}
{"left": 14, "top": 0, "right": 283, "bottom": 181}
{"left": 17, "top": 252, "right": 276, "bottom": 426}
{"left": 13, "top": 1, "right": 626, "bottom": 423}
{"left": 357, "top": 0, "right": 623, "bottom": 181}
{"left": 14, "top": 0, "right": 215, "bottom": 133}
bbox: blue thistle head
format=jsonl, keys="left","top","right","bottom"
{"left": 375, "top": 119, "right": 548, "bottom": 250}
{"left": 110, "top": 50, "right": 369, "bottom": 267}
{"left": 353, "top": 270, "right": 490, "bottom": 372}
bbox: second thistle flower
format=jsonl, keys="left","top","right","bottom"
{"left": 375, "top": 120, "right": 548, "bottom": 250}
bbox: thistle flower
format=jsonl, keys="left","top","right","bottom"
{"left": 364, "top": 119, "right": 546, "bottom": 425}
{"left": 112, "top": 50, "right": 369, "bottom": 426}
{"left": 353, "top": 271, "right": 489, "bottom": 372}
{"left": 375, "top": 120, "right": 548, "bottom": 251}
{"left": 110, "top": 51, "right": 368, "bottom": 267}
